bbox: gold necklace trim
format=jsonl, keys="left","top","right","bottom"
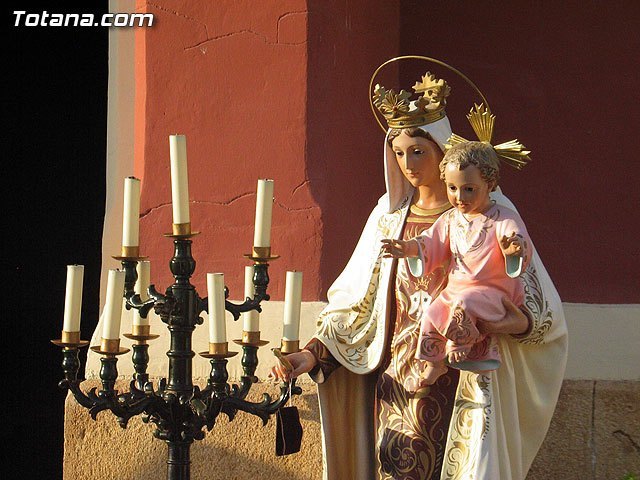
{"left": 410, "top": 203, "right": 451, "bottom": 216}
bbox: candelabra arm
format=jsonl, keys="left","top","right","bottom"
{"left": 74, "top": 350, "right": 164, "bottom": 429}
{"left": 235, "top": 376, "right": 254, "bottom": 400}
{"left": 203, "top": 261, "right": 273, "bottom": 321}
{"left": 118, "top": 259, "right": 159, "bottom": 318}
{"left": 222, "top": 379, "right": 302, "bottom": 426}
{"left": 147, "top": 284, "right": 167, "bottom": 303}
{"left": 58, "top": 354, "right": 117, "bottom": 420}
{"left": 124, "top": 292, "right": 156, "bottom": 317}
{"left": 149, "top": 284, "right": 175, "bottom": 323}
{"left": 66, "top": 381, "right": 100, "bottom": 410}
{"left": 225, "top": 297, "right": 263, "bottom": 321}
{"left": 82, "top": 355, "right": 120, "bottom": 420}
{"left": 197, "top": 295, "right": 208, "bottom": 316}
{"left": 108, "top": 390, "right": 160, "bottom": 429}
{"left": 199, "top": 294, "right": 267, "bottom": 322}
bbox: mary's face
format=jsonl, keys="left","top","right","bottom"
{"left": 391, "top": 132, "right": 443, "bottom": 188}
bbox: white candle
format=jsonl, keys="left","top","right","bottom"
{"left": 122, "top": 176, "right": 141, "bottom": 247}
{"left": 207, "top": 273, "right": 226, "bottom": 343}
{"left": 169, "top": 134, "right": 190, "bottom": 225}
{"left": 282, "top": 271, "right": 303, "bottom": 341}
{"left": 242, "top": 266, "right": 259, "bottom": 332}
{"left": 253, "top": 179, "right": 274, "bottom": 247}
{"left": 102, "top": 269, "right": 126, "bottom": 340}
{"left": 62, "top": 265, "right": 84, "bottom": 332}
{"left": 133, "top": 260, "right": 151, "bottom": 327}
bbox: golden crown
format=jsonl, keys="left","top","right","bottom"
{"left": 372, "top": 72, "right": 451, "bottom": 129}
{"left": 447, "top": 104, "right": 532, "bottom": 170}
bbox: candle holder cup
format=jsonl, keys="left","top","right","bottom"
{"left": 235, "top": 330, "right": 267, "bottom": 347}
{"left": 280, "top": 339, "right": 300, "bottom": 355}
{"left": 114, "top": 245, "right": 147, "bottom": 260}
{"left": 123, "top": 324, "right": 159, "bottom": 341}
{"left": 51, "top": 330, "right": 90, "bottom": 349}
{"left": 165, "top": 222, "right": 200, "bottom": 238}
{"left": 112, "top": 245, "right": 149, "bottom": 266}
{"left": 243, "top": 246, "right": 280, "bottom": 264}
{"left": 90, "top": 337, "right": 131, "bottom": 356}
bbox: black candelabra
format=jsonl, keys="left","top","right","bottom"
{"left": 52, "top": 226, "right": 301, "bottom": 480}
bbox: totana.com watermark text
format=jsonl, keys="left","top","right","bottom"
{"left": 13, "top": 10, "right": 154, "bottom": 27}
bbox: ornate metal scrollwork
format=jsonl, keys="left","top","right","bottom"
{"left": 55, "top": 236, "right": 299, "bottom": 480}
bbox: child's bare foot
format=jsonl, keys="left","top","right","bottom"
{"left": 448, "top": 346, "right": 471, "bottom": 365}
{"left": 419, "top": 363, "right": 448, "bottom": 386}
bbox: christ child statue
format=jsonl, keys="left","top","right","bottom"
{"left": 382, "top": 141, "right": 531, "bottom": 385}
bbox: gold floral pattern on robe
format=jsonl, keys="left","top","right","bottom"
{"left": 375, "top": 205, "right": 460, "bottom": 480}
{"left": 314, "top": 208, "right": 405, "bottom": 371}
{"left": 441, "top": 372, "right": 492, "bottom": 479}
{"left": 519, "top": 265, "right": 553, "bottom": 345}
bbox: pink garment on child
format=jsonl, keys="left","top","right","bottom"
{"left": 410, "top": 202, "right": 531, "bottom": 370}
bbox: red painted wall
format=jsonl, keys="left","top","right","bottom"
{"left": 306, "top": 0, "right": 400, "bottom": 294}
{"left": 399, "top": 1, "right": 640, "bottom": 303}
{"left": 135, "top": 1, "right": 315, "bottom": 299}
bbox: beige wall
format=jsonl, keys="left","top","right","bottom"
{"left": 564, "top": 303, "right": 640, "bottom": 380}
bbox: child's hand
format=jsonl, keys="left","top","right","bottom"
{"left": 500, "top": 232, "right": 523, "bottom": 256}
{"left": 381, "top": 238, "right": 419, "bottom": 258}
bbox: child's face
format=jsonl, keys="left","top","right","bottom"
{"left": 391, "top": 132, "right": 443, "bottom": 188}
{"left": 444, "top": 163, "right": 492, "bottom": 215}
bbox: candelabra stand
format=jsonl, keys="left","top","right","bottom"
{"left": 52, "top": 225, "right": 301, "bottom": 480}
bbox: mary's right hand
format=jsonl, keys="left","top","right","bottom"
{"left": 268, "top": 349, "right": 318, "bottom": 383}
